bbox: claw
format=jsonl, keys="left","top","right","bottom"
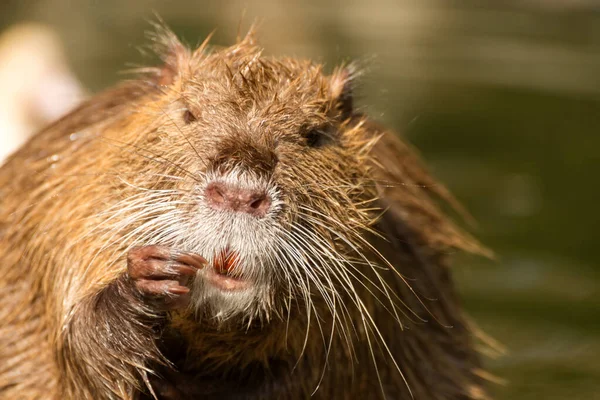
{"left": 126, "top": 245, "right": 206, "bottom": 311}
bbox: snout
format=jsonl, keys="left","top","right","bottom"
{"left": 205, "top": 181, "right": 272, "bottom": 218}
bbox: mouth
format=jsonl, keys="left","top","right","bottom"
{"left": 205, "top": 248, "right": 250, "bottom": 291}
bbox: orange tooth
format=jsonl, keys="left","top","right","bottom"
{"left": 214, "top": 249, "right": 238, "bottom": 274}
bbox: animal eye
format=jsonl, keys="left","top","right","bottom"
{"left": 183, "top": 109, "right": 197, "bottom": 124}
{"left": 303, "top": 128, "right": 324, "bottom": 148}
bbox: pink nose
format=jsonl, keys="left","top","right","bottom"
{"left": 205, "top": 182, "right": 272, "bottom": 217}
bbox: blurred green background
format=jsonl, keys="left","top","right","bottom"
{"left": 1, "top": 1, "right": 598, "bottom": 399}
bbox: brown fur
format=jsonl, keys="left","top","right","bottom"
{"left": 0, "top": 26, "right": 491, "bottom": 399}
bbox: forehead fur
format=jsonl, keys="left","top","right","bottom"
{"left": 147, "top": 25, "right": 350, "bottom": 126}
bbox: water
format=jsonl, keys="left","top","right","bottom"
{"left": 413, "top": 86, "right": 600, "bottom": 399}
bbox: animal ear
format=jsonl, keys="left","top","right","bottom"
{"left": 154, "top": 53, "right": 180, "bottom": 86}
{"left": 146, "top": 20, "right": 190, "bottom": 86}
{"left": 330, "top": 67, "right": 354, "bottom": 121}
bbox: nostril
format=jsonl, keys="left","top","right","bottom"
{"left": 247, "top": 194, "right": 272, "bottom": 216}
{"left": 249, "top": 195, "right": 265, "bottom": 209}
{"left": 205, "top": 182, "right": 226, "bottom": 205}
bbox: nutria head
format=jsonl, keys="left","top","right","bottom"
{"left": 108, "top": 29, "right": 382, "bottom": 326}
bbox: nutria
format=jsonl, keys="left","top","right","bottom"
{"left": 0, "top": 26, "right": 492, "bottom": 400}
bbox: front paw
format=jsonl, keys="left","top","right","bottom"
{"left": 127, "top": 245, "right": 206, "bottom": 311}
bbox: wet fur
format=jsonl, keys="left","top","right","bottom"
{"left": 0, "top": 27, "right": 490, "bottom": 399}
